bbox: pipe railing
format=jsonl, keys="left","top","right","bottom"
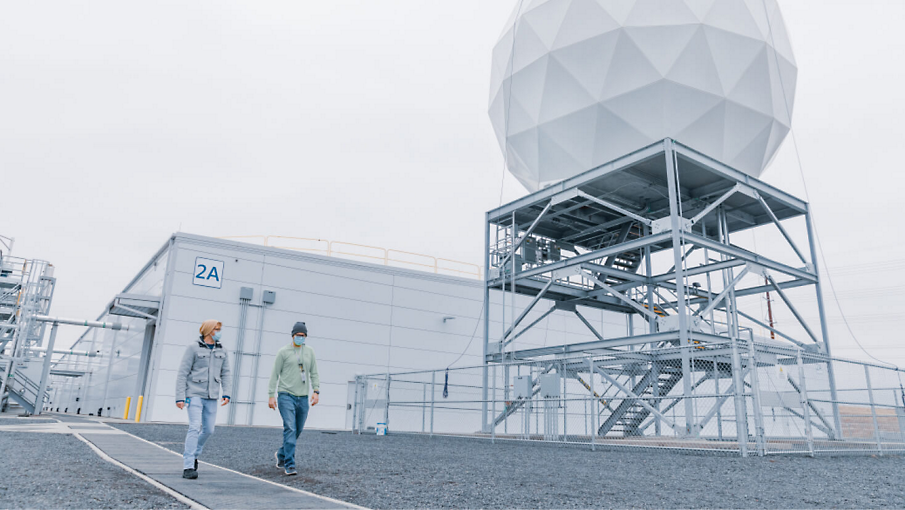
{"left": 220, "top": 235, "right": 482, "bottom": 279}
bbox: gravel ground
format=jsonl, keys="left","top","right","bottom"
{"left": 112, "top": 423, "right": 905, "bottom": 509}
{"left": 0, "top": 431, "right": 187, "bottom": 509}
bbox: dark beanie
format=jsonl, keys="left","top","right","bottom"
{"left": 291, "top": 321, "right": 307, "bottom": 336}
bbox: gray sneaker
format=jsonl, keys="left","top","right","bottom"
{"left": 284, "top": 466, "right": 297, "bottom": 476}
{"left": 274, "top": 451, "right": 284, "bottom": 468}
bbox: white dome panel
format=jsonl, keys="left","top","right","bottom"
{"left": 489, "top": 0, "right": 797, "bottom": 192}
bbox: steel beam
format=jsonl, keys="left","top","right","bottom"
{"left": 488, "top": 331, "right": 679, "bottom": 361}
{"left": 652, "top": 258, "right": 745, "bottom": 284}
{"left": 576, "top": 190, "right": 652, "bottom": 226}
{"left": 488, "top": 232, "right": 672, "bottom": 286}
{"left": 683, "top": 233, "right": 816, "bottom": 282}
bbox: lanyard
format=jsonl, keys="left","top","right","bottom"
{"left": 294, "top": 346, "right": 305, "bottom": 375}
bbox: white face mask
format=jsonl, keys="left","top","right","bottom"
{"left": 293, "top": 335, "right": 306, "bottom": 346}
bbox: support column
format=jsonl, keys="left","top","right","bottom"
{"left": 664, "top": 139, "right": 694, "bottom": 436}
{"left": 805, "top": 210, "right": 842, "bottom": 438}
{"left": 720, "top": 207, "right": 748, "bottom": 457}
{"left": 481, "top": 216, "right": 491, "bottom": 433}
{"left": 35, "top": 322, "right": 59, "bottom": 414}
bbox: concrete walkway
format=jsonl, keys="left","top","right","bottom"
{"left": 1, "top": 414, "right": 361, "bottom": 510}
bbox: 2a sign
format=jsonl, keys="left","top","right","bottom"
{"left": 193, "top": 257, "right": 224, "bottom": 289}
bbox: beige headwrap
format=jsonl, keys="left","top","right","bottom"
{"left": 199, "top": 320, "right": 222, "bottom": 339}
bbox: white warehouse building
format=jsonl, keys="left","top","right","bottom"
{"left": 50, "top": 233, "right": 633, "bottom": 430}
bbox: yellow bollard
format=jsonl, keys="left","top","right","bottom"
{"left": 135, "top": 395, "right": 144, "bottom": 423}
{"left": 123, "top": 397, "right": 132, "bottom": 420}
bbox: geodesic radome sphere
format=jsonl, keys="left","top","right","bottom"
{"left": 489, "top": 0, "right": 797, "bottom": 191}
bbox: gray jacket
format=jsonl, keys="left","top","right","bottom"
{"left": 175, "top": 341, "right": 233, "bottom": 401}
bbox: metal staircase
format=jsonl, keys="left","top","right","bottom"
{"left": 598, "top": 366, "right": 683, "bottom": 437}
{"left": 0, "top": 252, "right": 56, "bottom": 414}
{"left": 0, "top": 359, "right": 48, "bottom": 414}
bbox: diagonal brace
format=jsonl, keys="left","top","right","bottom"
{"left": 583, "top": 272, "right": 659, "bottom": 320}
{"left": 503, "top": 305, "right": 556, "bottom": 348}
{"left": 502, "top": 278, "right": 555, "bottom": 344}
{"left": 690, "top": 184, "right": 740, "bottom": 226}
{"left": 757, "top": 194, "right": 808, "bottom": 265}
{"left": 766, "top": 274, "right": 820, "bottom": 344}
{"left": 696, "top": 265, "right": 749, "bottom": 319}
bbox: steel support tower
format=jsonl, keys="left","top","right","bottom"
{"left": 481, "top": 138, "right": 841, "bottom": 442}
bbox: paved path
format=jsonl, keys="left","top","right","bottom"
{"left": 1, "top": 414, "right": 361, "bottom": 510}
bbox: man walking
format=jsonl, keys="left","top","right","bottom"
{"left": 268, "top": 321, "right": 320, "bottom": 476}
{"left": 175, "top": 319, "right": 232, "bottom": 480}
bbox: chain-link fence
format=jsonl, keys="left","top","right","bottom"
{"left": 351, "top": 340, "right": 905, "bottom": 457}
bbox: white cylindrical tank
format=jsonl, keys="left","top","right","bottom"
{"left": 489, "top": 0, "right": 797, "bottom": 191}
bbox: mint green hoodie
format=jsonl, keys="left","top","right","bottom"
{"left": 268, "top": 343, "right": 320, "bottom": 397}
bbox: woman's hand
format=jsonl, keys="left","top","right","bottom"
{"left": 268, "top": 397, "right": 277, "bottom": 410}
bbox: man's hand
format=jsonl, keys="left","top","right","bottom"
{"left": 311, "top": 393, "right": 319, "bottom": 406}
{"left": 268, "top": 397, "right": 277, "bottom": 410}
{"left": 176, "top": 401, "right": 185, "bottom": 410}
{"left": 221, "top": 397, "right": 230, "bottom": 407}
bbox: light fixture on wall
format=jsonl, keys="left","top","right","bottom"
{"left": 442, "top": 316, "right": 455, "bottom": 323}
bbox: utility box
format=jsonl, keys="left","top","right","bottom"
{"left": 539, "top": 373, "right": 561, "bottom": 398}
{"left": 513, "top": 376, "right": 532, "bottom": 399}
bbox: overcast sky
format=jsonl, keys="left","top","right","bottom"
{"left": 1, "top": 0, "right": 903, "bottom": 365}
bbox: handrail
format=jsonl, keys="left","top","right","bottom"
{"left": 218, "top": 235, "right": 482, "bottom": 280}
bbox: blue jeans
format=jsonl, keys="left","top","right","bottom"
{"left": 183, "top": 398, "right": 218, "bottom": 470}
{"left": 276, "top": 392, "right": 309, "bottom": 470}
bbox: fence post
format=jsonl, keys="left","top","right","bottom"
{"left": 430, "top": 371, "right": 436, "bottom": 438}
{"left": 730, "top": 339, "right": 748, "bottom": 458}
{"left": 864, "top": 365, "right": 883, "bottom": 456}
{"left": 384, "top": 375, "right": 391, "bottom": 433}
{"left": 352, "top": 376, "right": 360, "bottom": 434}
{"left": 422, "top": 382, "right": 427, "bottom": 434}
{"left": 491, "top": 364, "right": 496, "bottom": 444}
{"left": 588, "top": 357, "right": 596, "bottom": 451}
{"left": 561, "top": 361, "right": 567, "bottom": 443}
{"left": 796, "top": 349, "right": 815, "bottom": 457}
{"left": 747, "top": 332, "right": 766, "bottom": 456}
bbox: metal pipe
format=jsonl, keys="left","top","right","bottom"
{"left": 33, "top": 315, "right": 128, "bottom": 330}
